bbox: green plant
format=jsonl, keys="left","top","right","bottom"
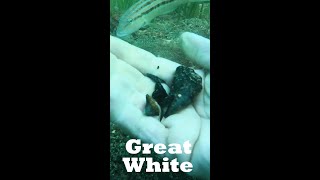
{"left": 110, "top": 0, "right": 139, "bottom": 14}
{"left": 176, "top": 2, "right": 210, "bottom": 19}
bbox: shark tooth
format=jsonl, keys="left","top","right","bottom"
{"left": 164, "top": 66, "right": 202, "bottom": 118}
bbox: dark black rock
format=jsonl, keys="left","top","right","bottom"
{"left": 163, "top": 66, "right": 202, "bottom": 117}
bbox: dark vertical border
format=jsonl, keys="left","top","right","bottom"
{"left": 210, "top": 0, "right": 310, "bottom": 179}
{"left": 211, "top": 0, "right": 225, "bottom": 179}
{"left": 8, "top": 0, "right": 111, "bottom": 179}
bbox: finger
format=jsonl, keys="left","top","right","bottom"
{"left": 188, "top": 118, "right": 210, "bottom": 180}
{"left": 111, "top": 53, "right": 156, "bottom": 114}
{"left": 110, "top": 52, "right": 155, "bottom": 96}
{"left": 180, "top": 32, "right": 210, "bottom": 70}
{"left": 110, "top": 35, "right": 180, "bottom": 83}
{"left": 192, "top": 72, "right": 210, "bottom": 119}
{"left": 203, "top": 74, "right": 210, "bottom": 118}
{"left": 161, "top": 105, "right": 201, "bottom": 163}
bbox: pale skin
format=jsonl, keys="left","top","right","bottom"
{"left": 110, "top": 32, "right": 210, "bottom": 179}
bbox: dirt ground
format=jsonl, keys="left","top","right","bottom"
{"left": 110, "top": 5, "right": 210, "bottom": 179}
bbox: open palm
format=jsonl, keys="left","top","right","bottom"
{"left": 110, "top": 32, "right": 210, "bottom": 179}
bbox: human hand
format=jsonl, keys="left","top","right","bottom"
{"left": 110, "top": 32, "right": 210, "bottom": 179}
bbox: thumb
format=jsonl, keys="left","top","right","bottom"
{"left": 180, "top": 32, "right": 210, "bottom": 70}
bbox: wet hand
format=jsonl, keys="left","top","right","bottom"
{"left": 110, "top": 32, "right": 210, "bottom": 179}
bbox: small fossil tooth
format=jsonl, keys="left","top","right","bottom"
{"left": 145, "top": 94, "right": 161, "bottom": 117}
